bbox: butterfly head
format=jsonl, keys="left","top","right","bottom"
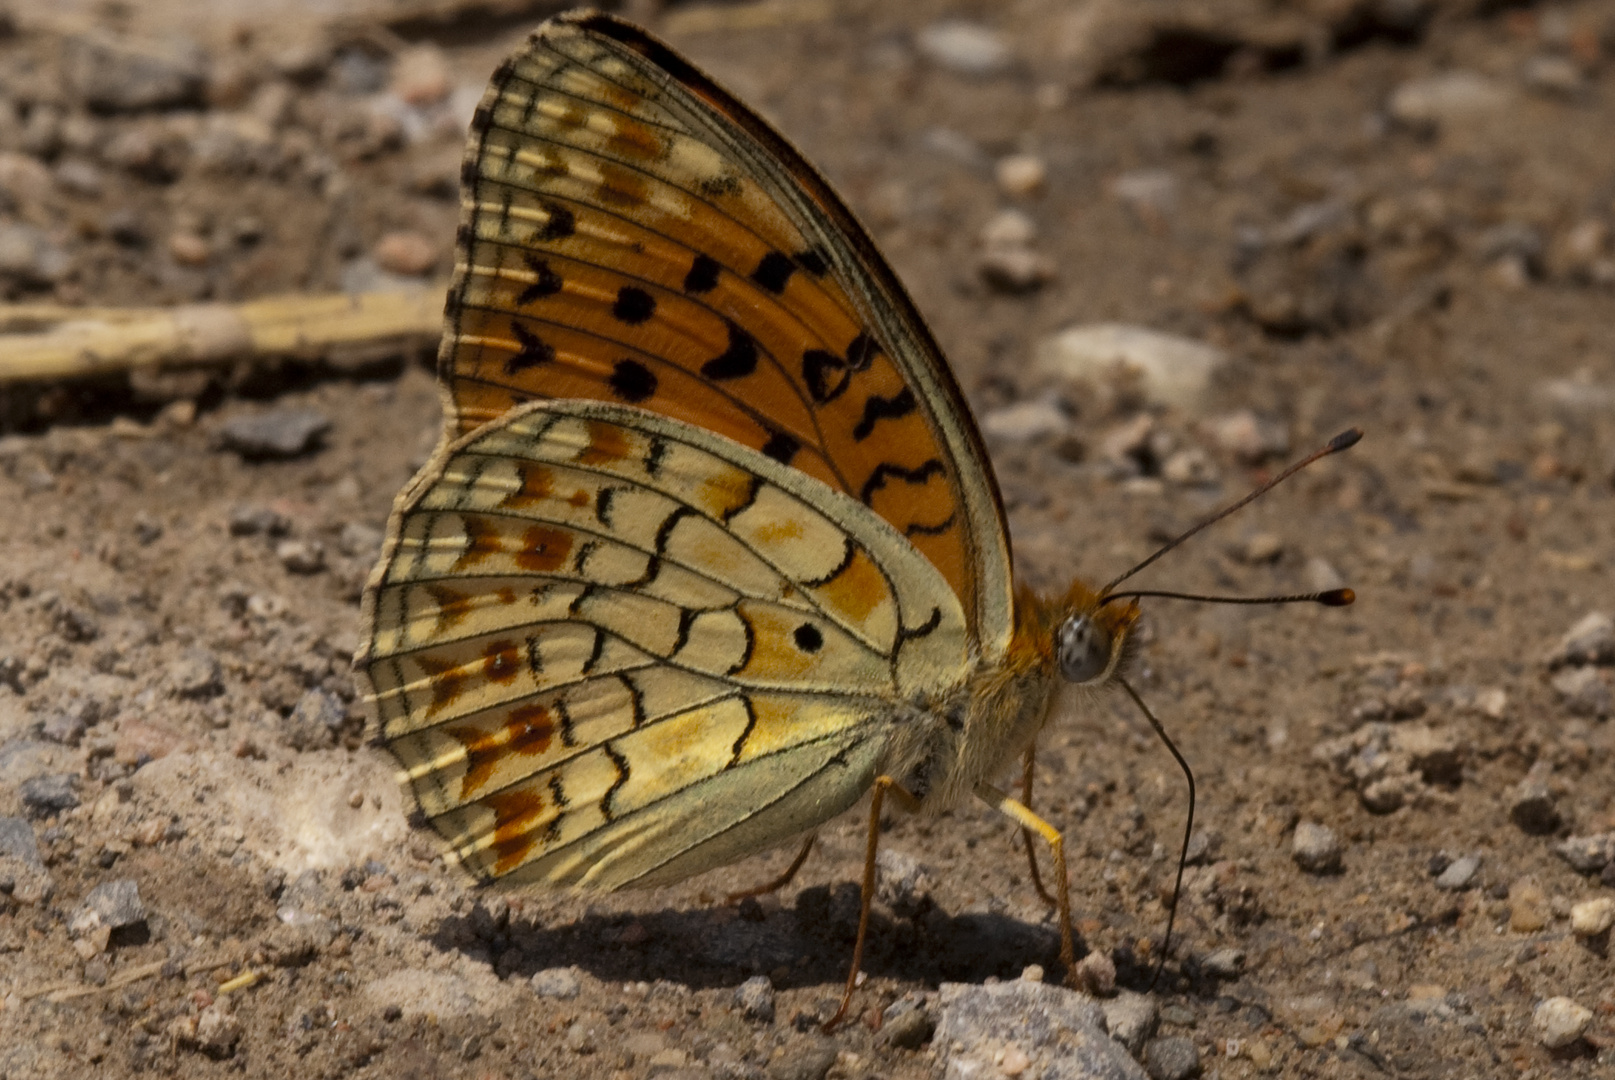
{"left": 1052, "top": 580, "right": 1140, "bottom": 688}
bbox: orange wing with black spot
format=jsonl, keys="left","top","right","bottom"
{"left": 439, "top": 12, "right": 1012, "bottom": 656}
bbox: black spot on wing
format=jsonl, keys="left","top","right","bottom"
{"left": 794, "top": 246, "right": 829, "bottom": 276}
{"left": 505, "top": 322, "right": 555, "bottom": 375}
{"left": 760, "top": 429, "right": 800, "bottom": 466}
{"left": 612, "top": 286, "right": 656, "bottom": 325}
{"left": 608, "top": 359, "right": 657, "bottom": 403}
{"left": 851, "top": 387, "right": 918, "bottom": 441}
{"left": 683, "top": 253, "right": 721, "bottom": 294}
{"left": 750, "top": 250, "right": 796, "bottom": 293}
{"left": 860, "top": 459, "right": 946, "bottom": 505}
{"left": 516, "top": 255, "right": 563, "bottom": 306}
{"left": 700, "top": 321, "right": 758, "bottom": 381}
{"left": 793, "top": 623, "right": 824, "bottom": 653}
{"left": 803, "top": 332, "right": 881, "bottom": 404}
{"left": 535, "top": 200, "right": 575, "bottom": 241}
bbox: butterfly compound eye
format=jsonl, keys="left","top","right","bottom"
{"left": 1058, "top": 614, "right": 1112, "bottom": 684}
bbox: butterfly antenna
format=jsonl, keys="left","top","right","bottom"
{"left": 1100, "top": 428, "right": 1362, "bottom": 597}
{"left": 1117, "top": 678, "right": 1192, "bottom": 992}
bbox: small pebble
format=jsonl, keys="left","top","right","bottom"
{"left": 1110, "top": 169, "right": 1178, "bottom": 217}
{"left": 194, "top": 1003, "right": 242, "bottom": 1057}
{"left": 169, "top": 232, "right": 210, "bottom": 265}
{"left": 1020, "top": 964, "right": 1044, "bottom": 983}
{"left": 877, "top": 1004, "right": 934, "bottom": 1049}
{"left": 1532, "top": 996, "right": 1591, "bottom": 1049}
{"left": 1522, "top": 55, "right": 1584, "bottom": 96}
{"left": 338, "top": 522, "right": 384, "bottom": 559}
{"left": 63, "top": 32, "right": 208, "bottom": 112}
{"left": 69, "top": 878, "right": 146, "bottom": 934}
{"left": 228, "top": 505, "right": 293, "bottom": 537}
{"left": 277, "top": 540, "right": 326, "bottom": 574}
{"left": 979, "top": 208, "right": 1037, "bottom": 249}
{"left": 734, "top": 975, "right": 775, "bottom": 1022}
{"left": 994, "top": 153, "right": 1046, "bottom": 197}
{"left": 1569, "top": 897, "right": 1614, "bottom": 938}
{"left": 1556, "top": 833, "right": 1615, "bottom": 875}
{"left": 1508, "top": 770, "right": 1561, "bottom": 835}
{"left": 373, "top": 231, "right": 439, "bottom": 276}
{"left": 1034, "top": 324, "right": 1225, "bottom": 412}
{"left": 390, "top": 43, "right": 453, "bottom": 106}
{"left": 1239, "top": 532, "right": 1284, "bottom": 564}
{"left": 1200, "top": 948, "right": 1244, "bottom": 978}
{"left": 767, "top": 1044, "right": 837, "bottom": 1080}
{"left": 562, "top": 1020, "right": 594, "bottom": 1054}
{"left": 20, "top": 773, "right": 81, "bottom": 817}
{"left": 1074, "top": 950, "right": 1116, "bottom": 996}
{"left": 1550, "top": 666, "right": 1610, "bottom": 718}
{"left": 1143, "top": 1035, "right": 1200, "bottom": 1080}
{"left": 1102, "top": 992, "right": 1158, "bottom": 1056}
{"left": 1161, "top": 448, "right": 1218, "bottom": 486}
{"left": 1433, "top": 854, "right": 1481, "bottom": 891}
{"left": 1292, "top": 821, "right": 1343, "bottom": 874}
{"left": 531, "top": 966, "right": 581, "bottom": 1000}
{"left": 915, "top": 21, "right": 1012, "bottom": 76}
{"left": 998, "top": 1045, "right": 1032, "bottom": 1076}
{"left": 977, "top": 245, "right": 1055, "bottom": 293}
{"left": 980, "top": 399, "right": 1068, "bottom": 443}
{"left": 1388, "top": 71, "right": 1511, "bottom": 126}
{"left": 1545, "top": 612, "right": 1613, "bottom": 668}
{"left": 169, "top": 648, "right": 222, "bottom": 697}
{"left": 1508, "top": 877, "right": 1549, "bottom": 933}
{"left": 218, "top": 408, "right": 332, "bottom": 460}
{"left": 1210, "top": 409, "right": 1290, "bottom": 463}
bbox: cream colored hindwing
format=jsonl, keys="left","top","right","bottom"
{"left": 357, "top": 400, "right": 969, "bottom": 890}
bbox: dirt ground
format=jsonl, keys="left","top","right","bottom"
{"left": 2, "top": 1, "right": 1614, "bottom": 1078}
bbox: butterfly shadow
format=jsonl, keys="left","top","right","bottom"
{"left": 433, "top": 881, "right": 1071, "bottom": 999}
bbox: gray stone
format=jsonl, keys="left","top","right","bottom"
{"left": 284, "top": 689, "right": 345, "bottom": 751}
{"left": 978, "top": 246, "right": 1056, "bottom": 293}
{"left": 1434, "top": 855, "right": 1481, "bottom": 891}
{"left": 1199, "top": 948, "right": 1244, "bottom": 978}
{"left": 877, "top": 1004, "right": 934, "bottom": 1049}
{"left": 20, "top": 772, "right": 79, "bottom": 817}
{"left": 1550, "top": 666, "right": 1611, "bottom": 718}
{"left": 0, "top": 816, "right": 53, "bottom": 904}
{"left": 338, "top": 522, "right": 384, "bottom": 559}
{"left": 1143, "top": 1036, "right": 1200, "bottom": 1080}
{"left": 733, "top": 975, "right": 774, "bottom": 1022}
{"left": 934, "top": 980, "right": 1147, "bottom": 1079}
{"left": 767, "top": 1044, "right": 836, "bottom": 1080}
{"left": 1508, "top": 769, "right": 1560, "bottom": 835}
{"left": 193, "top": 1002, "right": 242, "bottom": 1057}
{"left": 1556, "top": 833, "right": 1615, "bottom": 875}
{"left": 70, "top": 878, "right": 146, "bottom": 934}
{"left": 64, "top": 32, "right": 208, "bottom": 112}
{"left": 276, "top": 540, "right": 327, "bottom": 575}
{"left": 1292, "top": 821, "right": 1343, "bottom": 874}
{"left": 915, "top": 21, "right": 1012, "bottom": 76}
{"left": 228, "top": 505, "right": 292, "bottom": 536}
{"left": 218, "top": 408, "right": 331, "bottom": 459}
{"left": 531, "top": 966, "right": 580, "bottom": 1000}
{"left": 0, "top": 223, "right": 70, "bottom": 286}
{"left": 875, "top": 847, "right": 935, "bottom": 915}
{"left": 1546, "top": 612, "right": 1614, "bottom": 668}
{"left": 1101, "top": 992, "right": 1158, "bottom": 1057}
{"left": 169, "top": 648, "right": 221, "bottom": 698}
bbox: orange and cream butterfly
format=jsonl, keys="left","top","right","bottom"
{"left": 356, "top": 9, "right": 1356, "bottom": 1022}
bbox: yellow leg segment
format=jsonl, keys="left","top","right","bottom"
{"left": 975, "top": 782, "right": 1077, "bottom": 982}
{"left": 726, "top": 835, "right": 815, "bottom": 903}
{"left": 823, "top": 776, "right": 920, "bottom": 1033}
{"left": 1019, "top": 747, "right": 1059, "bottom": 908}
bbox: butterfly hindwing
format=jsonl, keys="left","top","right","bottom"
{"left": 358, "top": 400, "right": 970, "bottom": 888}
{"left": 440, "top": 12, "right": 1012, "bottom": 655}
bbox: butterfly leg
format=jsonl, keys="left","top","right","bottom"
{"left": 975, "top": 782, "right": 1076, "bottom": 983}
{"left": 823, "top": 775, "right": 920, "bottom": 1033}
{"left": 726, "top": 835, "right": 816, "bottom": 902}
{"left": 1019, "top": 746, "right": 1059, "bottom": 908}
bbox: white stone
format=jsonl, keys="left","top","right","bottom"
{"left": 1389, "top": 72, "right": 1512, "bottom": 125}
{"left": 916, "top": 21, "right": 1013, "bottom": 76}
{"left": 980, "top": 400, "right": 1068, "bottom": 443}
{"left": 1532, "top": 996, "right": 1591, "bottom": 1049}
{"left": 1569, "top": 897, "right": 1615, "bottom": 938}
{"left": 979, "top": 208, "right": 1037, "bottom": 249}
{"left": 1033, "top": 324, "right": 1226, "bottom": 411}
{"left": 995, "top": 153, "right": 1046, "bottom": 198}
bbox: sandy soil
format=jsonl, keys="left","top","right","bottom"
{"left": 1, "top": 1, "right": 1613, "bottom": 1078}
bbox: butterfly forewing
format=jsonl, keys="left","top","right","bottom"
{"left": 359, "top": 400, "right": 970, "bottom": 888}
{"left": 440, "top": 13, "right": 1012, "bottom": 652}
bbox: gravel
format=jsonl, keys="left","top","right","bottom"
{"left": 915, "top": 21, "right": 1013, "bottom": 76}
{"left": 933, "top": 979, "right": 1146, "bottom": 1079}
{"left": 69, "top": 878, "right": 147, "bottom": 933}
{"left": 1102, "top": 992, "right": 1159, "bottom": 1057}
{"left": 1433, "top": 855, "right": 1482, "bottom": 891}
{"left": 19, "top": 773, "right": 80, "bottom": 817}
{"left": 530, "top": 966, "right": 581, "bottom": 1000}
{"left": 1143, "top": 1036, "right": 1200, "bottom": 1080}
{"left": 1033, "top": 324, "right": 1226, "bottom": 411}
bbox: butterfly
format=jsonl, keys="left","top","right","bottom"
{"left": 355, "top": 10, "right": 1355, "bottom": 1025}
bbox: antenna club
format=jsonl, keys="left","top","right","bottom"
{"left": 1321, "top": 587, "right": 1355, "bottom": 606}
{"left": 1327, "top": 428, "right": 1364, "bottom": 453}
